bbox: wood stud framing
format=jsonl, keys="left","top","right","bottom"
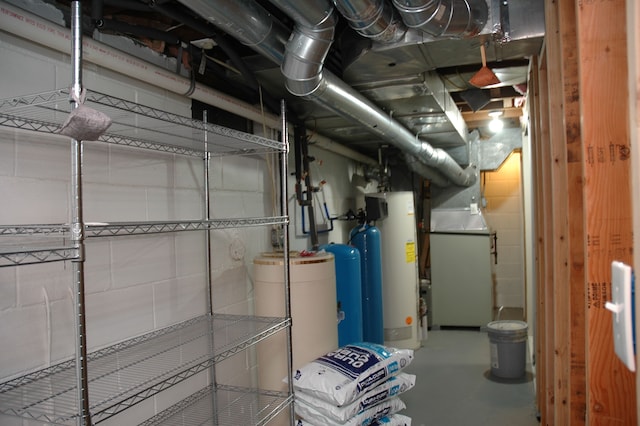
{"left": 533, "top": 1, "right": 637, "bottom": 424}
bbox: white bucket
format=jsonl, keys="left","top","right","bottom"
{"left": 487, "top": 320, "right": 528, "bottom": 379}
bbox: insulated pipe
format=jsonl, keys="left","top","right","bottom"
{"left": 392, "top": 0, "right": 488, "bottom": 38}
{"left": 333, "top": 0, "right": 407, "bottom": 43}
{"left": 179, "top": 0, "right": 474, "bottom": 186}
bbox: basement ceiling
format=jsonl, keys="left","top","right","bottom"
{"left": 13, "top": 0, "right": 544, "bottom": 168}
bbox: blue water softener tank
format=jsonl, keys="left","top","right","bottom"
{"left": 320, "top": 244, "right": 363, "bottom": 346}
{"left": 350, "top": 224, "right": 384, "bottom": 344}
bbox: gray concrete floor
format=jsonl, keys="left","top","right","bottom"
{"left": 401, "top": 328, "right": 539, "bottom": 426}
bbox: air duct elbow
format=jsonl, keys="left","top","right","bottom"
{"left": 392, "top": 0, "right": 488, "bottom": 38}
{"left": 282, "top": 17, "right": 336, "bottom": 96}
{"left": 281, "top": 8, "right": 337, "bottom": 96}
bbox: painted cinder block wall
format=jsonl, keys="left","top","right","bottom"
{"left": 483, "top": 152, "right": 526, "bottom": 309}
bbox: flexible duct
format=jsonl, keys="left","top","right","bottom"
{"left": 180, "top": 0, "right": 476, "bottom": 186}
{"left": 333, "top": 0, "right": 407, "bottom": 43}
{"left": 392, "top": 0, "right": 488, "bottom": 38}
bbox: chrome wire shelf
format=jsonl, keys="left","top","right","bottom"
{"left": 0, "top": 245, "right": 79, "bottom": 267}
{"left": 139, "top": 385, "right": 292, "bottom": 426}
{"left": 0, "top": 217, "right": 288, "bottom": 266}
{"left": 0, "top": 314, "right": 290, "bottom": 425}
{"left": 0, "top": 225, "right": 76, "bottom": 267}
{"left": 0, "top": 89, "right": 285, "bottom": 157}
{"left": 85, "top": 216, "right": 288, "bottom": 237}
{"left": 0, "top": 224, "right": 68, "bottom": 236}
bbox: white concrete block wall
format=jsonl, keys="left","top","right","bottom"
{"left": 483, "top": 152, "right": 526, "bottom": 308}
{"left": 0, "top": 31, "right": 285, "bottom": 423}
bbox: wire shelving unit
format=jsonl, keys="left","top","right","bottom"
{"left": 0, "top": 3, "right": 292, "bottom": 424}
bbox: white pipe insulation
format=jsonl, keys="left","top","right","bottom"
{"left": 0, "top": 1, "right": 374, "bottom": 164}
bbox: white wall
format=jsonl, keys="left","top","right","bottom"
{"left": 483, "top": 152, "right": 526, "bottom": 309}
{"left": 288, "top": 146, "right": 377, "bottom": 252}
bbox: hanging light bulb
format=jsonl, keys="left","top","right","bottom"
{"left": 488, "top": 110, "right": 504, "bottom": 133}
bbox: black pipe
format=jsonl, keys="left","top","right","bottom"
{"left": 90, "top": 0, "right": 103, "bottom": 22}
{"left": 295, "top": 123, "right": 319, "bottom": 249}
{"left": 294, "top": 122, "right": 304, "bottom": 205}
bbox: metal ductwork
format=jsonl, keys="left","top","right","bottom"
{"left": 178, "top": 0, "right": 480, "bottom": 186}
{"left": 333, "top": 0, "right": 407, "bottom": 43}
{"left": 392, "top": 0, "right": 488, "bottom": 38}
{"left": 279, "top": 2, "right": 337, "bottom": 96}
{"left": 404, "top": 153, "right": 450, "bottom": 187}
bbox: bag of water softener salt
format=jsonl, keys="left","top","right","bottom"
{"left": 292, "top": 342, "right": 413, "bottom": 406}
{"left": 295, "top": 373, "right": 416, "bottom": 423}
{"left": 295, "top": 396, "right": 406, "bottom": 426}
{"left": 371, "top": 414, "right": 412, "bottom": 425}
{"left": 296, "top": 413, "right": 412, "bottom": 426}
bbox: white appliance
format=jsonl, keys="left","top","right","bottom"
{"left": 376, "top": 192, "right": 421, "bottom": 349}
{"left": 430, "top": 209, "right": 493, "bottom": 327}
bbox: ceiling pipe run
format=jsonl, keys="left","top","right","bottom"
{"left": 180, "top": 0, "right": 476, "bottom": 186}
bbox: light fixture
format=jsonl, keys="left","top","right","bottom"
{"left": 488, "top": 110, "right": 504, "bottom": 133}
